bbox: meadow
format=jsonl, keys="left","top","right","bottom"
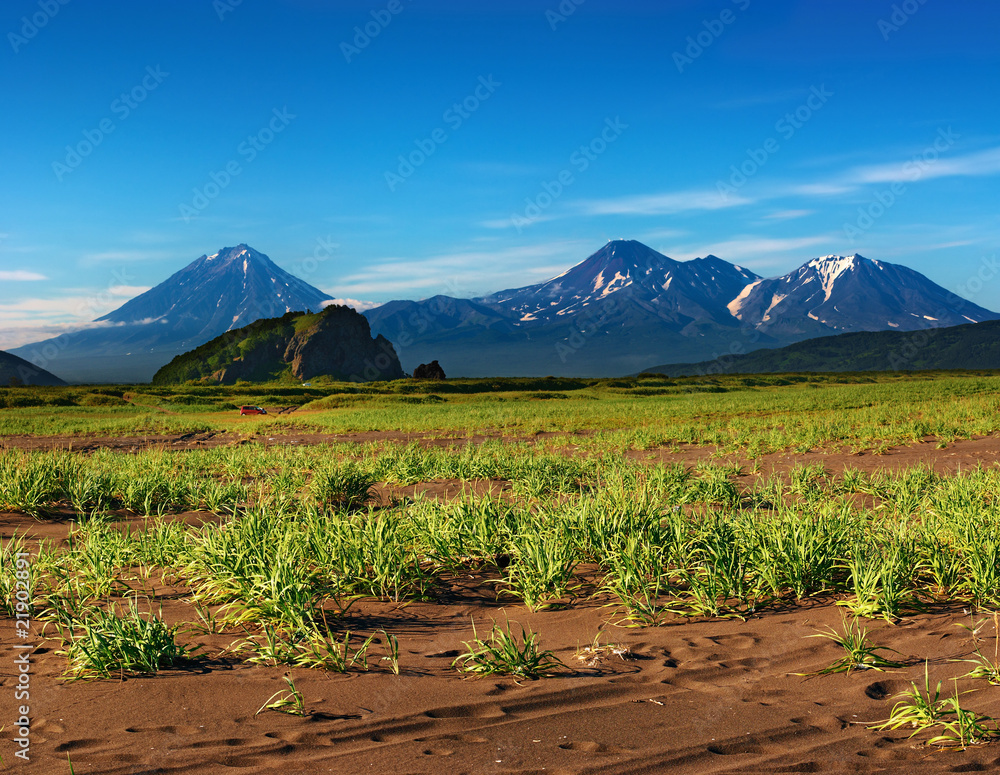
{"left": 5, "top": 372, "right": 1000, "bottom": 772}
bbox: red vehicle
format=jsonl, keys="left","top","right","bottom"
{"left": 239, "top": 405, "right": 267, "bottom": 416}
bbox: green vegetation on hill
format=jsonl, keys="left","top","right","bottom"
{"left": 642, "top": 320, "right": 1000, "bottom": 377}
{"left": 152, "top": 305, "right": 405, "bottom": 385}
{"left": 153, "top": 311, "right": 300, "bottom": 385}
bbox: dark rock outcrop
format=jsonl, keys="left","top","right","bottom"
{"left": 412, "top": 360, "right": 446, "bottom": 380}
{"left": 152, "top": 305, "right": 405, "bottom": 384}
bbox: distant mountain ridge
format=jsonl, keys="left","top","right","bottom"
{"left": 640, "top": 319, "right": 1000, "bottom": 377}
{"left": 11, "top": 244, "right": 334, "bottom": 383}
{"left": 10, "top": 239, "right": 997, "bottom": 383}
{"left": 0, "top": 350, "right": 66, "bottom": 386}
{"left": 364, "top": 240, "right": 999, "bottom": 376}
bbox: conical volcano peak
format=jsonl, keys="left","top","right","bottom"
{"left": 94, "top": 244, "right": 332, "bottom": 332}
{"left": 208, "top": 244, "right": 264, "bottom": 262}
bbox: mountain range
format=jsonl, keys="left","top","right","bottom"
{"left": 364, "top": 240, "right": 998, "bottom": 376}
{"left": 9, "top": 240, "right": 998, "bottom": 382}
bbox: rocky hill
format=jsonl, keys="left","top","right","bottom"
{"left": 152, "top": 305, "right": 405, "bottom": 385}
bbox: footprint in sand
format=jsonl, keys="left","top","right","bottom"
{"left": 54, "top": 739, "right": 106, "bottom": 752}
{"left": 864, "top": 679, "right": 910, "bottom": 700}
{"left": 31, "top": 718, "right": 65, "bottom": 737}
{"left": 125, "top": 724, "right": 201, "bottom": 735}
{"left": 559, "top": 741, "right": 631, "bottom": 754}
{"left": 707, "top": 742, "right": 766, "bottom": 755}
{"left": 189, "top": 738, "right": 244, "bottom": 748}
{"left": 706, "top": 633, "right": 761, "bottom": 650}
{"left": 416, "top": 733, "right": 488, "bottom": 744}
{"left": 770, "top": 762, "right": 822, "bottom": 773}
{"left": 424, "top": 703, "right": 506, "bottom": 719}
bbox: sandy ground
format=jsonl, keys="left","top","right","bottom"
{"left": 4, "top": 438, "right": 1000, "bottom": 772}
{"left": 5, "top": 427, "right": 1000, "bottom": 478}
{"left": 2, "top": 580, "right": 999, "bottom": 774}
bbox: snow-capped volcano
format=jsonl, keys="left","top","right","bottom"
{"left": 729, "top": 253, "right": 997, "bottom": 336}
{"left": 98, "top": 244, "right": 332, "bottom": 335}
{"left": 12, "top": 244, "right": 334, "bottom": 382}
{"left": 364, "top": 241, "right": 1000, "bottom": 377}
{"left": 479, "top": 239, "right": 761, "bottom": 327}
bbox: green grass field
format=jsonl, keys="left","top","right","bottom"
{"left": 6, "top": 370, "right": 1000, "bottom": 752}
{"left": 2, "top": 371, "right": 1000, "bottom": 455}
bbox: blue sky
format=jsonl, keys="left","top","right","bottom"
{"left": 2, "top": 0, "right": 999, "bottom": 348}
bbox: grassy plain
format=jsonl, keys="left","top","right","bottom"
{"left": 5, "top": 371, "right": 1000, "bottom": 771}
{"left": 3, "top": 370, "right": 1000, "bottom": 453}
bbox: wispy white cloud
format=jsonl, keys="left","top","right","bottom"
{"left": 671, "top": 234, "right": 837, "bottom": 269}
{"left": 573, "top": 145, "right": 1000, "bottom": 229}
{"left": 322, "top": 297, "right": 380, "bottom": 312}
{"left": 849, "top": 145, "right": 1000, "bottom": 185}
{"left": 789, "top": 182, "right": 856, "bottom": 197}
{"left": 761, "top": 209, "right": 814, "bottom": 221}
{"left": 577, "top": 188, "right": 754, "bottom": 216}
{"left": 0, "top": 286, "right": 147, "bottom": 345}
{"left": 480, "top": 214, "right": 558, "bottom": 229}
{"left": 0, "top": 317, "right": 166, "bottom": 351}
{"left": 0, "top": 270, "right": 47, "bottom": 281}
{"left": 82, "top": 249, "right": 177, "bottom": 263}
{"left": 108, "top": 285, "right": 151, "bottom": 297}
{"left": 332, "top": 240, "right": 593, "bottom": 298}
{"left": 636, "top": 228, "right": 689, "bottom": 242}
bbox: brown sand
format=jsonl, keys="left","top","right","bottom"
{"left": 3, "top": 574, "right": 998, "bottom": 774}
{"left": 4, "top": 439, "right": 1000, "bottom": 772}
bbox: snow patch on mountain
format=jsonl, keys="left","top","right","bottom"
{"left": 727, "top": 279, "right": 762, "bottom": 318}
{"left": 808, "top": 254, "right": 860, "bottom": 301}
